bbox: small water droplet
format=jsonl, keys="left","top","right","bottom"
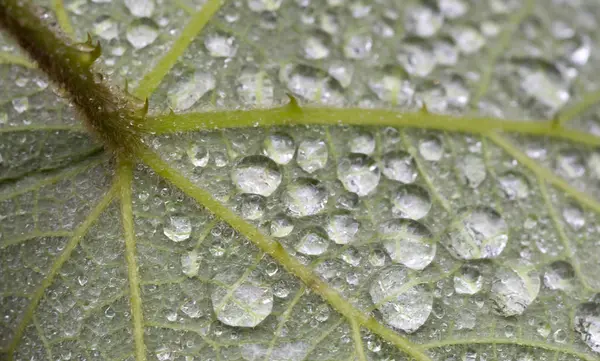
{"left": 553, "top": 329, "right": 567, "bottom": 343}
{"left": 381, "top": 151, "right": 417, "bottom": 184}
{"left": 273, "top": 280, "right": 290, "bottom": 298}
{"left": 543, "top": 261, "right": 575, "bottom": 290}
{"left": 369, "top": 73, "right": 415, "bottom": 105}
{"left": 124, "top": 0, "right": 154, "bottom": 17}
{"left": 343, "top": 34, "right": 372, "bottom": 59}
{"left": 340, "top": 247, "right": 361, "bottom": 266}
{"left": 205, "top": 32, "right": 237, "bottom": 58}
{"left": 181, "top": 300, "right": 203, "bottom": 318}
{"left": 231, "top": 155, "right": 282, "bottom": 197}
{"left": 93, "top": 15, "right": 118, "bottom": 40}
{"left": 555, "top": 148, "right": 585, "bottom": 179}
{"left": 562, "top": 203, "right": 585, "bottom": 230}
{"left": 326, "top": 214, "right": 359, "bottom": 245}
{"left": 461, "top": 154, "right": 486, "bottom": 188}
{"left": 248, "top": 0, "right": 283, "bottom": 12}
{"left": 499, "top": 171, "right": 530, "bottom": 199}
{"left": 491, "top": 267, "right": 540, "bottom": 317}
{"left": 282, "top": 178, "right": 328, "bottom": 217}
{"left": 349, "top": 131, "right": 375, "bottom": 155}
{"left": 315, "top": 304, "right": 330, "bottom": 322}
{"left": 439, "top": 0, "right": 468, "bottom": 19}
{"left": 262, "top": 133, "right": 295, "bottom": 165}
{"left": 303, "top": 33, "right": 330, "bottom": 60}
{"left": 380, "top": 219, "right": 436, "bottom": 270}
{"left": 397, "top": 41, "right": 437, "bottom": 77}
{"left": 369, "top": 266, "right": 433, "bottom": 333}
{"left": 328, "top": 61, "right": 354, "bottom": 88}
{"left": 126, "top": 18, "right": 158, "bottom": 49}
{"left": 237, "top": 68, "right": 274, "bottom": 106}
{"left": 297, "top": 139, "right": 328, "bottom": 173}
{"left": 164, "top": 216, "right": 192, "bottom": 242}
{"left": 270, "top": 214, "right": 294, "bottom": 237}
{"left": 265, "top": 262, "right": 278, "bottom": 277}
{"left": 369, "top": 249, "right": 387, "bottom": 267}
{"left": 391, "top": 185, "right": 431, "bottom": 220}
{"left": 454, "top": 265, "right": 483, "bottom": 295}
{"left": 452, "top": 25, "right": 486, "bottom": 54}
{"left": 187, "top": 144, "right": 210, "bottom": 167}
{"left": 337, "top": 154, "right": 380, "bottom": 196}
{"left": 12, "top": 97, "right": 29, "bottom": 113}
{"left": 418, "top": 136, "right": 443, "bottom": 161}
{"left": 444, "top": 206, "right": 508, "bottom": 260}
{"left": 167, "top": 71, "right": 216, "bottom": 111}
{"left": 239, "top": 194, "right": 266, "bottom": 220}
{"left": 455, "top": 309, "right": 476, "bottom": 330}
{"left": 405, "top": 5, "right": 443, "bottom": 38}
{"left": 295, "top": 228, "right": 329, "bottom": 256}
{"left": 181, "top": 250, "right": 200, "bottom": 277}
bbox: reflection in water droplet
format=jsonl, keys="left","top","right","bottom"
{"left": 574, "top": 300, "right": 600, "bottom": 353}
{"left": 282, "top": 178, "right": 328, "bottom": 217}
{"left": 211, "top": 270, "right": 273, "bottom": 327}
{"left": 270, "top": 214, "right": 294, "bottom": 237}
{"left": 164, "top": 216, "right": 192, "bottom": 242}
{"left": 231, "top": 155, "right": 282, "bottom": 197}
{"left": 126, "top": 19, "right": 158, "bottom": 49}
{"left": 369, "top": 266, "right": 433, "bottom": 333}
{"left": 444, "top": 206, "right": 508, "bottom": 260}
{"left": 295, "top": 228, "right": 329, "bottom": 256}
{"left": 461, "top": 154, "right": 486, "bottom": 188}
{"left": 454, "top": 265, "right": 483, "bottom": 295}
{"left": 205, "top": 33, "right": 237, "bottom": 58}
{"left": 297, "top": 139, "right": 328, "bottom": 173}
{"left": 187, "top": 144, "right": 210, "bottom": 167}
{"left": 499, "top": 171, "right": 530, "bottom": 199}
{"left": 391, "top": 185, "right": 431, "bottom": 220}
{"left": 556, "top": 149, "right": 585, "bottom": 179}
{"left": 326, "top": 214, "right": 359, "bottom": 245}
{"left": 419, "top": 136, "right": 443, "bottom": 161}
{"left": 562, "top": 203, "right": 585, "bottom": 230}
{"left": 380, "top": 219, "right": 436, "bottom": 270}
{"left": 491, "top": 268, "right": 540, "bottom": 317}
{"left": 382, "top": 151, "right": 417, "bottom": 184}
{"left": 544, "top": 261, "right": 575, "bottom": 290}
{"left": 337, "top": 154, "right": 380, "bottom": 196}
{"left": 167, "top": 71, "right": 216, "bottom": 111}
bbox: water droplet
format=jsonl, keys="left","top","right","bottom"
{"left": 521, "top": 68, "right": 570, "bottom": 114}
{"left": 397, "top": 41, "right": 436, "bottom": 77}
{"left": 367, "top": 338, "right": 382, "bottom": 352}
{"left": 93, "top": 16, "right": 118, "bottom": 40}
{"left": 543, "top": 261, "right": 575, "bottom": 290}
{"left": 444, "top": 206, "right": 508, "bottom": 260}
{"left": 452, "top": 26, "right": 485, "bottom": 54}
{"left": 205, "top": 32, "right": 237, "bottom": 58}
{"left": 328, "top": 62, "right": 354, "bottom": 88}
{"left": 562, "top": 203, "right": 585, "bottom": 230}
{"left": 461, "top": 154, "right": 486, "bottom": 188}
{"left": 340, "top": 247, "right": 361, "bottom": 266}
{"left": 297, "top": 139, "right": 328, "bottom": 173}
{"left": 343, "top": 34, "right": 372, "bottom": 59}
{"left": 337, "top": 154, "right": 380, "bottom": 196}
{"left": 124, "top": 0, "right": 154, "bottom": 17}
{"left": 211, "top": 269, "right": 273, "bottom": 327}
{"left": 349, "top": 131, "right": 375, "bottom": 155}
{"left": 416, "top": 81, "right": 447, "bottom": 113}
{"left": 187, "top": 144, "right": 210, "bottom": 167}
{"left": 265, "top": 262, "right": 278, "bottom": 277}
{"left": 369, "top": 249, "right": 387, "bottom": 267}
{"left": 231, "top": 155, "right": 282, "bottom": 196}
{"left": 270, "top": 214, "right": 294, "bottom": 237}
{"left": 553, "top": 329, "right": 567, "bottom": 343}
{"left": 368, "top": 72, "right": 415, "bottom": 105}
{"left": 164, "top": 216, "right": 192, "bottom": 242}
{"left": 369, "top": 266, "right": 433, "bottom": 333}
{"left": 315, "top": 304, "right": 330, "bottom": 322}
{"left": 167, "top": 71, "right": 216, "bottom": 111}
{"left": 537, "top": 322, "right": 551, "bottom": 337}
{"left": 574, "top": 300, "right": 600, "bottom": 353}
{"left": 405, "top": 5, "right": 443, "bottom": 38}
{"left": 295, "top": 228, "right": 329, "bottom": 256}
{"left": 439, "top": 0, "right": 468, "bottom": 19}
{"left": 418, "top": 136, "right": 443, "bottom": 161}
{"left": 381, "top": 151, "right": 417, "bottom": 184}
{"left": 499, "top": 171, "right": 530, "bottom": 199}
{"left": 126, "top": 18, "right": 158, "bottom": 49}
{"left": 104, "top": 306, "right": 115, "bottom": 319}
{"left": 248, "top": 0, "right": 283, "bottom": 12}
{"left": 491, "top": 267, "right": 540, "bottom": 317}
{"left": 181, "top": 300, "right": 202, "bottom": 318}
{"left": 239, "top": 194, "right": 266, "bottom": 220}
{"left": 326, "top": 214, "right": 359, "bottom": 245}
{"left": 237, "top": 68, "right": 274, "bottom": 106}
{"left": 282, "top": 178, "right": 328, "bottom": 217}
{"left": 453, "top": 265, "right": 483, "bottom": 295}
{"left": 455, "top": 309, "right": 476, "bottom": 330}
{"left": 380, "top": 219, "right": 436, "bottom": 270}
{"left": 273, "top": 280, "right": 290, "bottom": 298}
{"left": 181, "top": 250, "right": 200, "bottom": 277}
{"left": 303, "top": 33, "right": 330, "bottom": 60}
{"left": 12, "top": 97, "right": 29, "bottom": 113}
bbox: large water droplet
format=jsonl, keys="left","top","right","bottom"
{"left": 303, "top": 33, "right": 330, "bottom": 60}
{"left": 499, "top": 171, "right": 530, "bottom": 199}
{"left": 418, "top": 136, "right": 443, "bottom": 161}
{"left": 380, "top": 219, "right": 436, "bottom": 270}
{"left": 124, "top": 0, "right": 154, "bottom": 17}
{"left": 205, "top": 33, "right": 237, "bottom": 58}
{"left": 337, "top": 154, "right": 380, "bottom": 196}
{"left": 381, "top": 151, "right": 417, "bottom": 184}
{"left": 543, "top": 261, "right": 575, "bottom": 290}
{"left": 167, "top": 71, "right": 216, "bottom": 111}
{"left": 405, "top": 5, "right": 443, "bottom": 38}
{"left": 444, "top": 206, "right": 508, "bottom": 260}
{"left": 126, "top": 19, "right": 158, "bottom": 49}
{"left": 452, "top": 26, "right": 486, "bottom": 54}
{"left": 164, "top": 216, "right": 192, "bottom": 242}
{"left": 239, "top": 194, "right": 266, "bottom": 220}
{"left": 397, "top": 41, "right": 437, "bottom": 77}
{"left": 211, "top": 269, "right": 273, "bottom": 327}
{"left": 521, "top": 67, "right": 570, "bottom": 114}
{"left": 270, "top": 214, "right": 294, "bottom": 237}
{"left": 461, "top": 154, "right": 486, "bottom": 188}
{"left": 349, "top": 131, "right": 375, "bottom": 155}
{"left": 282, "top": 178, "right": 328, "bottom": 217}
{"left": 491, "top": 267, "right": 540, "bottom": 317}
{"left": 187, "top": 144, "right": 210, "bottom": 167}
{"left": 369, "top": 266, "right": 433, "bottom": 333}
{"left": 326, "top": 214, "right": 359, "bottom": 245}
{"left": 231, "top": 155, "right": 282, "bottom": 197}
{"left": 263, "top": 133, "right": 295, "bottom": 165}
{"left": 295, "top": 228, "right": 329, "bottom": 256}
{"left": 297, "top": 139, "right": 328, "bottom": 173}
{"left": 454, "top": 265, "right": 483, "bottom": 295}
{"left": 391, "top": 185, "right": 431, "bottom": 220}
{"left": 574, "top": 300, "right": 600, "bottom": 353}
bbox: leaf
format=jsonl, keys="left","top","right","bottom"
{"left": 1, "top": 1, "right": 600, "bottom": 361}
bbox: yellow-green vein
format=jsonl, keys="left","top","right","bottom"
{"left": 0, "top": 51, "right": 36, "bottom": 68}
{"left": 556, "top": 90, "right": 600, "bottom": 126}
{"left": 6, "top": 181, "right": 117, "bottom": 359}
{"left": 118, "top": 156, "right": 147, "bottom": 361}
{"left": 350, "top": 319, "right": 367, "bottom": 361}
{"left": 51, "top": 0, "right": 74, "bottom": 36}
{"left": 133, "top": 0, "right": 224, "bottom": 99}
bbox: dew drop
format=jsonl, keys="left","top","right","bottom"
{"left": 181, "top": 250, "right": 200, "bottom": 277}
{"left": 418, "top": 136, "right": 443, "bottom": 161}
{"left": 231, "top": 155, "right": 282, "bottom": 197}
{"left": 181, "top": 300, "right": 202, "bottom": 319}
{"left": 491, "top": 267, "right": 540, "bottom": 317}
{"left": 543, "top": 261, "right": 575, "bottom": 290}
{"left": 381, "top": 151, "right": 417, "bottom": 184}
{"left": 499, "top": 171, "right": 530, "bottom": 199}
{"left": 326, "top": 214, "right": 359, "bottom": 245}
{"left": 455, "top": 309, "right": 476, "bottom": 330}
{"left": 380, "top": 219, "right": 436, "bottom": 270}
{"left": 187, "top": 144, "right": 210, "bottom": 168}
{"left": 452, "top": 26, "right": 486, "bottom": 54}
{"left": 248, "top": 0, "right": 283, "bottom": 12}
{"left": 460, "top": 154, "right": 486, "bottom": 188}
{"left": 562, "top": 203, "right": 585, "bottom": 230}
{"left": 553, "top": 329, "right": 567, "bottom": 343}
{"left": 439, "top": 0, "right": 468, "bottom": 18}
{"left": 265, "top": 262, "right": 278, "bottom": 277}
{"left": 273, "top": 280, "right": 290, "bottom": 298}
{"left": 405, "top": 5, "right": 443, "bottom": 38}
{"left": 167, "top": 71, "right": 216, "bottom": 111}
{"left": 295, "top": 228, "right": 329, "bottom": 256}
{"left": 574, "top": 300, "right": 600, "bottom": 353}
{"left": 164, "top": 216, "right": 192, "bottom": 242}
{"left": 397, "top": 41, "right": 437, "bottom": 77}
{"left": 126, "top": 18, "right": 158, "bottom": 49}
{"left": 93, "top": 16, "right": 118, "bottom": 40}
{"left": 337, "top": 154, "right": 380, "bottom": 196}
{"left": 282, "top": 178, "right": 328, "bottom": 217}
{"left": 369, "top": 266, "right": 433, "bottom": 333}
{"left": 205, "top": 33, "right": 237, "bottom": 58}
{"left": 555, "top": 149, "right": 585, "bottom": 179}
{"left": 303, "top": 33, "right": 330, "bottom": 60}
{"left": 211, "top": 269, "right": 273, "bottom": 327}
{"left": 368, "top": 73, "right": 415, "bottom": 105}
{"left": 12, "top": 97, "right": 29, "bottom": 114}
{"left": 521, "top": 68, "right": 570, "bottom": 114}
{"left": 297, "top": 139, "right": 328, "bottom": 173}
{"left": 328, "top": 62, "right": 354, "bottom": 88}
{"left": 343, "top": 34, "right": 372, "bottom": 59}
{"left": 124, "top": 0, "right": 154, "bottom": 17}
{"left": 444, "top": 206, "right": 508, "bottom": 260}
{"left": 239, "top": 194, "right": 266, "bottom": 220}
{"left": 340, "top": 247, "right": 361, "bottom": 266}
{"left": 237, "top": 68, "right": 274, "bottom": 107}
{"left": 269, "top": 214, "right": 294, "bottom": 238}
{"left": 369, "top": 249, "right": 387, "bottom": 267}
{"left": 349, "top": 131, "right": 375, "bottom": 155}
{"left": 453, "top": 265, "right": 483, "bottom": 295}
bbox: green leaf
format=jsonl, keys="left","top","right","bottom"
{"left": 1, "top": 1, "right": 600, "bottom": 361}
